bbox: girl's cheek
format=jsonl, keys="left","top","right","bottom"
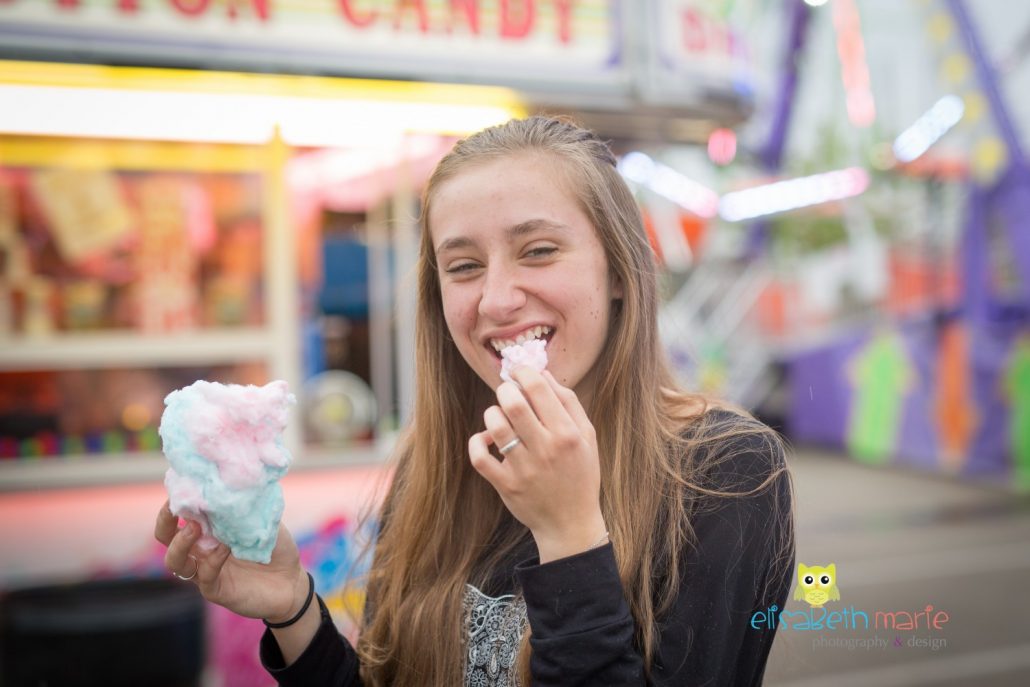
{"left": 444, "top": 304, "right": 475, "bottom": 335}
{"left": 458, "top": 298, "right": 479, "bottom": 324}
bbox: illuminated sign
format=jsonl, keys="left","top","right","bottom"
{"left": 0, "top": 0, "right": 623, "bottom": 90}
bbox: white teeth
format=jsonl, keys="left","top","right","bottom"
{"left": 489, "top": 326, "right": 552, "bottom": 352}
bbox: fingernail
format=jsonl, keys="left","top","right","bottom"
{"left": 197, "top": 537, "right": 218, "bottom": 552}
{"left": 185, "top": 522, "right": 198, "bottom": 537}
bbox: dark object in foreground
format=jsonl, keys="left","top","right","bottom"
{"left": 1, "top": 577, "right": 205, "bottom": 687}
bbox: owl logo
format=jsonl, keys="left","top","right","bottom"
{"left": 794, "top": 563, "right": 840, "bottom": 608}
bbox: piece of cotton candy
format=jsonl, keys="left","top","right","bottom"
{"left": 160, "top": 379, "right": 296, "bottom": 564}
{"left": 500, "top": 338, "right": 548, "bottom": 384}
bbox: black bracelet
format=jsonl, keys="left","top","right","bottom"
{"left": 263, "top": 572, "right": 315, "bottom": 629}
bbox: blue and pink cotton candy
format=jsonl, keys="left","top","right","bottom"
{"left": 160, "top": 380, "right": 296, "bottom": 564}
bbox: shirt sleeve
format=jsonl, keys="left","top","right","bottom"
{"left": 259, "top": 594, "right": 365, "bottom": 687}
{"left": 517, "top": 543, "right": 644, "bottom": 685}
{"left": 515, "top": 434, "right": 794, "bottom": 687}
{"left": 653, "top": 450, "right": 794, "bottom": 686}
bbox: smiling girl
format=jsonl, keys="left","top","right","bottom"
{"left": 156, "top": 116, "right": 795, "bottom": 686}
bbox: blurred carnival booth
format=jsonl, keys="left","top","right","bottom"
{"left": 0, "top": 58, "right": 523, "bottom": 477}
{"left": 0, "top": 52, "right": 526, "bottom": 687}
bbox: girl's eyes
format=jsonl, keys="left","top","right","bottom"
{"left": 445, "top": 262, "right": 479, "bottom": 274}
{"left": 444, "top": 247, "right": 557, "bottom": 274}
{"left": 525, "top": 246, "right": 557, "bottom": 258}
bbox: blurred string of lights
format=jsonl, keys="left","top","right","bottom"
{"left": 617, "top": 150, "right": 869, "bottom": 223}
{"left": 718, "top": 168, "right": 870, "bottom": 222}
{"left": 617, "top": 152, "right": 719, "bottom": 219}
{"left": 892, "top": 94, "right": 965, "bottom": 163}
{"left": 621, "top": 0, "right": 1021, "bottom": 224}
{"left": 618, "top": 0, "right": 878, "bottom": 225}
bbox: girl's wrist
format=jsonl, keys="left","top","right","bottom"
{"left": 533, "top": 517, "right": 609, "bottom": 564}
{"left": 265, "top": 568, "right": 313, "bottom": 626}
{"left": 265, "top": 570, "right": 325, "bottom": 667}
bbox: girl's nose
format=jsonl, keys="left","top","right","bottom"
{"left": 478, "top": 265, "right": 527, "bottom": 320}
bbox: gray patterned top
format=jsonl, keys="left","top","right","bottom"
{"left": 462, "top": 583, "right": 528, "bottom": 687}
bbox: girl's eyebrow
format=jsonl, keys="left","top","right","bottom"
{"left": 434, "top": 218, "right": 569, "bottom": 256}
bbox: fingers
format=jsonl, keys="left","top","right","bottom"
{"left": 484, "top": 367, "right": 593, "bottom": 459}
{"left": 468, "top": 431, "right": 509, "bottom": 490}
{"left": 497, "top": 368, "right": 575, "bottom": 447}
{"left": 154, "top": 500, "right": 178, "bottom": 547}
{"left": 541, "top": 370, "right": 594, "bottom": 439}
{"left": 165, "top": 525, "right": 232, "bottom": 594}
{"left": 505, "top": 367, "right": 571, "bottom": 435}
{"left": 193, "top": 539, "right": 232, "bottom": 590}
{"left": 483, "top": 404, "right": 533, "bottom": 455}
{"left": 164, "top": 519, "right": 201, "bottom": 578}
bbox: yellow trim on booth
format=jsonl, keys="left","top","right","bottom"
{"left": 0, "top": 136, "right": 268, "bottom": 172}
{"left": 0, "top": 59, "right": 527, "bottom": 112}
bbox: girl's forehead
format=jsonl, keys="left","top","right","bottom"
{"left": 428, "top": 157, "right": 583, "bottom": 235}
{"left": 438, "top": 151, "right": 578, "bottom": 195}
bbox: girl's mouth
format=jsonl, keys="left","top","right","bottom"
{"left": 486, "top": 327, "right": 555, "bottom": 360}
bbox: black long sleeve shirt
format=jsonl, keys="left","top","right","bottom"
{"left": 260, "top": 419, "right": 795, "bottom": 686}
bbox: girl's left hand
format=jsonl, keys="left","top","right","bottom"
{"left": 468, "top": 367, "right": 607, "bottom": 563}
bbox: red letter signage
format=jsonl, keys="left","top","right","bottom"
{"left": 500, "top": 0, "right": 533, "bottom": 40}
{"left": 338, "top": 0, "right": 376, "bottom": 27}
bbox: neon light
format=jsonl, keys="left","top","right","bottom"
{"left": 617, "top": 152, "right": 719, "bottom": 218}
{"left": 833, "top": 0, "right": 876, "bottom": 128}
{"left": 892, "top": 95, "right": 965, "bottom": 163}
{"left": 718, "top": 167, "right": 870, "bottom": 222}
{"left": 0, "top": 84, "right": 517, "bottom": 146}
{"left": 707, "top": 128, "right": 737, "bottom": 166}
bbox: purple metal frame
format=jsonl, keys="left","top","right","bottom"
{"left": 748, "top": 0, "right": 811, "bottom": 256}
{"left": 948, "top": 0, "right": 1030, "bottom": 307}
{"left": 759, "top": 0, "right": 811, "bottom": 172}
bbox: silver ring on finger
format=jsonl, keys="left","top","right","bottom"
{"left": 173, "top": 554, "right": 199, "bottom": 581}
{"left": 498, "top": 436, "right": 522, "bottom": 455}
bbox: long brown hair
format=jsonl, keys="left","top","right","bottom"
{"left": 355, "top": 116, "right": 794, "bottom": 685}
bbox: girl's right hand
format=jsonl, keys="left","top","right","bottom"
{"left": 154, "top": 500, "right": 309, "bottom": 624}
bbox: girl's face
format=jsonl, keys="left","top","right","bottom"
{"left": 429, "top": 154, "right": 621, "bottom": 407}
